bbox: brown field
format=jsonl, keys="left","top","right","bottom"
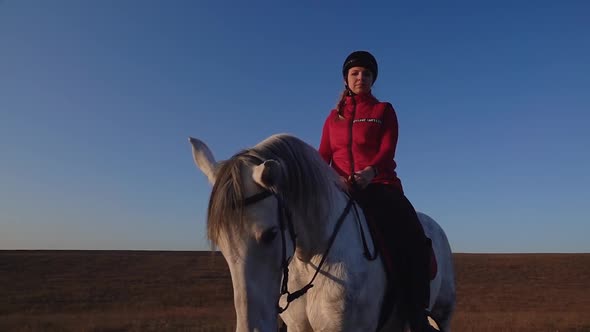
{"left": 1, "top": 251, "right": 589, "bottom": 332}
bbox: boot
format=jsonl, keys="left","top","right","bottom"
{"left": 408, "top": 278, "right": 437, "bottom": 332}
{"left": 420, "top": 237, "right": 433, "bottom": 307}
{"left": 408, "top": 239, "right": 435, "bottom": 332}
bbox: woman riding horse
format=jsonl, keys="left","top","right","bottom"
{"left": 318, "top": 50, "right": 437, "bottom": 332}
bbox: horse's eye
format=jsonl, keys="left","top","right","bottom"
{"left": 260, "top": 228, "right": 278, "bottom": 245}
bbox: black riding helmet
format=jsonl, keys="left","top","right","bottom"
{"left": 342, "top": 50, "right": 378, "bottom": 83}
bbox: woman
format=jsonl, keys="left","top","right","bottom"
{"left": 318, "top": 50, "right": 437, "bottom": 332}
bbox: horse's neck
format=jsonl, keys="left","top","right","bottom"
{"left": 286, "top": 188, "right": 387, "bottom": 330}
{"left": 326, "top": 190, "right": 370, "bottom": 261}
{"left": 295, "top": 188, "right": 368, "bottom": 265}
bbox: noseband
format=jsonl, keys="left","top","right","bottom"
{"left": 243, "top": 188, "right": 356, "bottom": 314}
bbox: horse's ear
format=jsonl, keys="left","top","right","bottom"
{"left": 189, "top": 137, "right": 218, "bottom": 185}
{"left": 252, "top": 160, "right": 282, "bottom": 189}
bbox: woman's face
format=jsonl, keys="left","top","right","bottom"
{"left": 346, "top": 66, "right": 373, "bottom": 95}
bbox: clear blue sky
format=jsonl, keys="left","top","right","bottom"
{"left": 1, "top": 1, "right": 588, "bottom": 253}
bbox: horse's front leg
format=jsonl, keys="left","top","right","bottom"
{"left": 279, "top": 320, "right": 313, "bottom": 332}
{"left": 277, "top": 317, "right": 313, "bottom": 332}
{"left": 279, "top": 302, "right": 313, "bottom": 332}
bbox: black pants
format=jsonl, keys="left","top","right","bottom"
{"left": 352, "top": 183, "right": 432, "bottom": 326}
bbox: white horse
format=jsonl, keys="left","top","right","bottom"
{"left": 189, "top": 133, "right": 456, "bottom": 332}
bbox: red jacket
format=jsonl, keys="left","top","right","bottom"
{"left": 319, "top": 93, "right": 403, "bottom": 192}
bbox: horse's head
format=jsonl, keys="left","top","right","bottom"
{"left": 189, "top": 134, "right": 339, "bottom": 331}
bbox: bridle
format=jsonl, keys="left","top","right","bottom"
{"left": 243, "top": 186, "right": 375, "bottom": 314}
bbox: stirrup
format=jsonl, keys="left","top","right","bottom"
{"left": 425, "top": 310, "right": 442, "bottom": 332}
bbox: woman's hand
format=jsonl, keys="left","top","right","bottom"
{"left": 351, "top": 166, "right": 376, "bottom": 189}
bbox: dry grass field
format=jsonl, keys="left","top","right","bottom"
{"left": 1, "top": 251, "right": 589, "bottom": 332}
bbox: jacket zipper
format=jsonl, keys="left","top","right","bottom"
{"left": 348, "top": 94, "right": 357, "bottom": 186}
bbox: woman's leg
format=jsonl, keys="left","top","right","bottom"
{"left": 353, "top": 184, "right": 435, "bottom": 332}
